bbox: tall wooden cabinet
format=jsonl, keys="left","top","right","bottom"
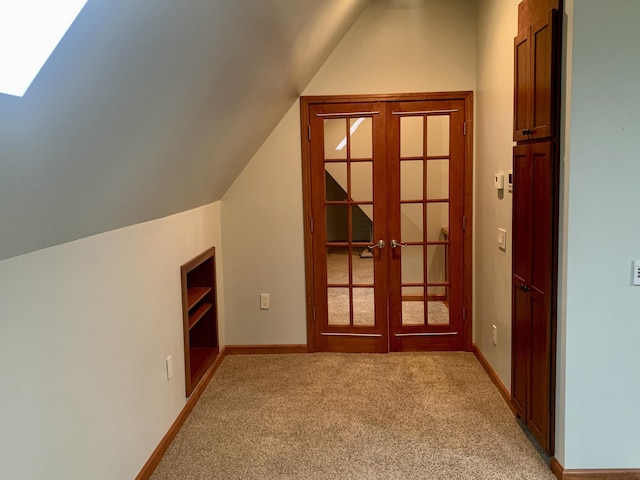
{"left": 511, "top": 0, "right": 561, "bottom": 454}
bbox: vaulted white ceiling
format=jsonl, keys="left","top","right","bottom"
{"left": 0, "top": 0, "right": 370, "bottom": 260}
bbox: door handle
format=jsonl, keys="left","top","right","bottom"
{"left": 390, "top": 239, "right": 408, "bottom": 249}
{"left": 519, "top": 284, "right": 531, "bottom": 292}
{"left": 367, "top": 239, "right": 385, "bottom": 250}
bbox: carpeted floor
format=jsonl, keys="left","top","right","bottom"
{"left": 151, "top": 353, "right": 554, "bottom": 480}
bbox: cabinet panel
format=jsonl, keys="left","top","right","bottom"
{"left": 529, "top": 291, "right": 551, "bottom": 448}
{"left": 531, "top": 141, "right": 553, "bottom": 292}
{"left": 531, "top": 12, "right": 555, "bottom": 139}
{"left": 511, "top": 284, "right": 530, "bottom": 419}
{"left": 513, "top": 8, "right": 559, "bottom": 142}
{"left": 511, "top": 141, "right": 556, "bottom": 453}
{"left": 512, "top": 145, "right": 532, "bottom": 281}
{"left": 514, "top": 30, "right": 531, "bottom": 142}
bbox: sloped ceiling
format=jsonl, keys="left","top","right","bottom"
{"left": 0, "top": 0, "right": 370, "bottom": 260}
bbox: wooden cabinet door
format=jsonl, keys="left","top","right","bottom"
{"left": 511, "top": 144, "right": 532, "bottom": 417}
{"left": 527, "top": 140, "right": 555, "bottom": 452}
{"left": 513, "top": 9, "right": 558, "bottom": 142}
{"left": 511, "top": 141, "right": 556, "bottom": 453}
{"left": 530, "top": 11, "right": 557, "bottom": 139}
{"left": 513, "top": 28, "right": 531, "bottom": 143}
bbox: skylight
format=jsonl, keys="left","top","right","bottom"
{"left": 0, "top": 0, "right": 88, "bottom": 97}
{"left": 336, "top": 117, "right": 365, "bottom": 151}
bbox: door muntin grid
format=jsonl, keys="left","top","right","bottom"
{"left": 323, "top": 115, "right": 376, "bottom": 327}
{"left": 398, "top": 114, "right": 451, "bottom": 326}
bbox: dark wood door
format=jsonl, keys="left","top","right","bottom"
{"left": 511, "top": 140, "right": 556, "bottom": 452}
{"left": 303, "top": 94, "right": 471, "bottom": 353}
{"left": 309, "top": 102, "right": 389, "bottom": 353}
{"left": 513, "top": 9, "right": 558, "bottom": 142}
{"left": 387, "top": 100, "right": 466, "bottom": 352}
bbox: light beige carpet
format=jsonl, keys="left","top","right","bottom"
{"left": 151, "top": 353, "right": 554, "bottom": 480}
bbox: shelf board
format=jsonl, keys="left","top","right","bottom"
{"left": 189, "top": 347, "right": 219, "bottom": 388}
{"left": 187, "top": 286, "right": 212, "bottom": 310}
{"left": 188, "top": 303, "right": 212, "bottom": 330}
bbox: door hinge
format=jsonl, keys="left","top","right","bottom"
{"left": 310, "top": 217, "right": 314, "bottom": 233}
{"left": 463, "top": 122, "right": 467, "bottom": 136}
{"left": 463, "top": 216, "right": 467, "bottom": 231}
{"left": 308, "top": 125, "right": 311, "bottom": 141}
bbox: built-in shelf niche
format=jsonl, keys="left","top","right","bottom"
{"left": 181, "top": 247, "right": 219, "bottom": 397}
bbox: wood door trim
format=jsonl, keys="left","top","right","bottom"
{"left": 302, "top": 91, "right": 474, "bottom": 104}
{"left": 300, "top": 92, "right": 473, "bottom": 352}
{"left": 462, "top": 92, "right": 474, "bottom": 351}
{"left": 300, "top": 102, "right": 315, "bottom": 351}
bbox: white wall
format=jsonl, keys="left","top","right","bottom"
{"left": 0, "top": 202, "right": 224, "bottom": 479}
{"left": 304, "top": 0, "right": 477, "bottom": 95}
{"left": 556, "top": 0, "right": 574, "bottom": 466}
{"left": 474, "top": 0, "right": 520, "bottom": 388}
{"left": 221, "top": 0, "right": 477, "bottom": 345}
{"left": 221, "top": 105, "right": 308, "bottom": 344}
{"left": 0, "top": 0, "right": 368, "bottom": 261}
{"left": 562, "top": 0, "right": 640, "bottom": 469}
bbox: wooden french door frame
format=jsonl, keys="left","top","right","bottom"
{"left": 300, "top": 92, "right": 474, "bottom": 352}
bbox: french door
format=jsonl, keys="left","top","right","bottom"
{"left": 301, "top": 93, "right": 472, "bottom": 353}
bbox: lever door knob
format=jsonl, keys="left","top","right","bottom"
{"left": 367, "top": 239, "right": 385, "bottom": 250}
{"left": 390, "top": 239, "right": 408, "bottom": 249}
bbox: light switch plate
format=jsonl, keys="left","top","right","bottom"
{"left": 260, "top": 293, "right": 270, "bottom": 310}
{"left": 166, "top": 355, "right": 173, "bottom": 381}
{"left": 633, "top": 260, "right": 640, "bottom": 286}
{"left": 498, "top": 228, "right": 507, "bottom": 250}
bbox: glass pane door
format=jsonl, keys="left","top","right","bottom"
{"left": 388, "top": 100, "right": 465, "bottom": 351}
{"left": 398, "top": 114, "right": 450, "bottom": 326}
{"left": 305, "top": 96, "right": 468, "bottom": 353}
{"left": 310, "top": 103, "right": 388, "bottom": 353}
